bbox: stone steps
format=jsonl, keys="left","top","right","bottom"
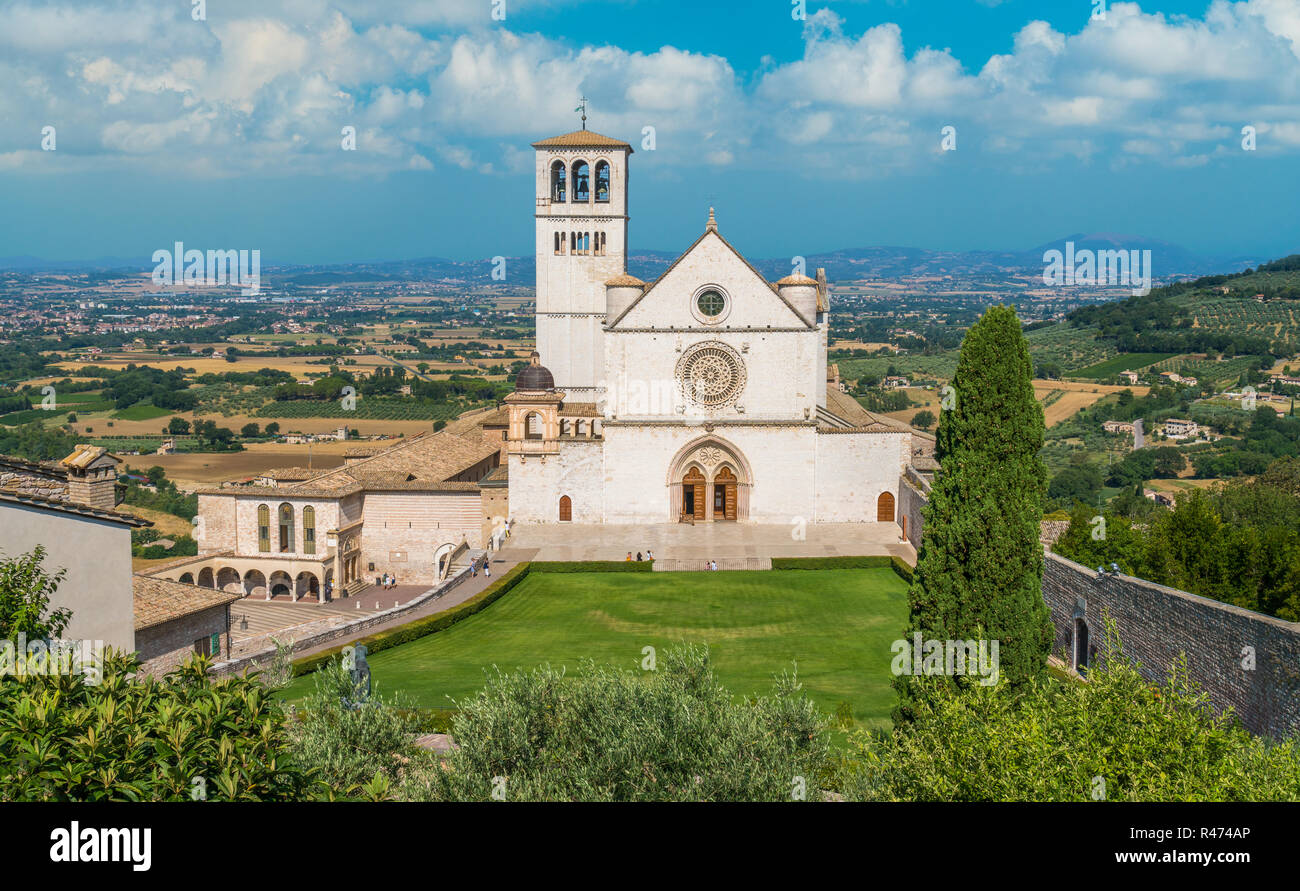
{"left": 651, "top": 557, "right": 771, "bottom": 572}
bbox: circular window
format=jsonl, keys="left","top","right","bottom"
{"left": 696, "top": 290, "right": 725, "bottom": 318}
{"left": 690, "top": 285, "right": 730, "bottom": 325}
{"left": 676, "top": 341, "right": 746, "bottom": 408}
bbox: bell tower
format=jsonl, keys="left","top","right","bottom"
{"left": 532, "top": 121, "right": 632, "bottom": 403}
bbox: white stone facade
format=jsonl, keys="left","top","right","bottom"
{"left": 510, "top": 129, "right": 913, "bottom": 527}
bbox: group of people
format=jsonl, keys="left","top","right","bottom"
{"left": 626, "top": 550, "right": 655, "bottom": 562}
{"left": 471, "top": 556, "right": 492, "bottom": 579}
{"left": 379, "top": 573, "right": 399, "bottom": 589}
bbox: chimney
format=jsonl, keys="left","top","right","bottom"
{"left": 61, "top": 445, "right": 120, "bottom": 511}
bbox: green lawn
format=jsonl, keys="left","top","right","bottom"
{"left": 282, "top": 568, "right": 910, "bottom": 732}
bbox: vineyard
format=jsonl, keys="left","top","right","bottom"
{"left": 1150, "top": 354, "right": 1263, "bottom": 386}
{"left": 1178, "top": 296, "right": 1300, "bottom": 344}
{"left": 255, "top": 397, "right": 480, "bottom": 421}
{"left": 1024, "top": 323, "right": 1119, "bottom": 372}
{"left": 1070, "top": 352, "right": 1179, "bottom": 380}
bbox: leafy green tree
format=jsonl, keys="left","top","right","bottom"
{"left": 240, "top": 422, "right": 260, "bottom": 438}
{"left": 850, "top": 629, "right": 1300, "bottom": 801}
{"left": 910, "top": 409, "right": 936, "bottom": 430}
{"left": 0, "top": 546, "right": 71, "bottom": 639}
{"left": 167, "top": 416, "right": 191, "bottom": 435}
{"left": 897, "top": 306, "right": 1053, "bottom": 720}
{"left": 407, "top": 643, "right": 829, "bottom": 802}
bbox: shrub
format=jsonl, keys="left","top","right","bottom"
{"left": 847, "top": 628, "right": 1300, "bottom": 801}
{"left": 403, "top": 643, "right": 831, "bottom": 802}
{"left": 0, "top": 652, "right": 323, "bottom": 801}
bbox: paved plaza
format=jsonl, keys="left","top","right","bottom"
{"left": 502, "top": 522, "right": 914, "bottom": 564}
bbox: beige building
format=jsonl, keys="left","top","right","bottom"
{"left": 156, "top": 422, "right": 506, "bottom": 597}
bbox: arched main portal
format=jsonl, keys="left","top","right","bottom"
{"left": 667, "top": 436, "right": 752, "bottom": 523}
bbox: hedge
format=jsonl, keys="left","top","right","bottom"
{"left": 529, "top": 560, "right": 654, "bottom": 573}
{"left": 291, "top": 562, "right": 532, "bottom": 677}
{"left": 770, "top": 555, "right": 913, "bottom": 583}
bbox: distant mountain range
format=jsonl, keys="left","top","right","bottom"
{"left": 0, "top": 234, "right": 1272, "bottom": 283}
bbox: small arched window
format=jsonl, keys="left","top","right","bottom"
{"left": 525, "top": 413, "right": 543, "bottom": 440}
{"left": 278, "top": 503, "right": 294, "bottom": 552}
{"left": 573, "top": 161, "right": 590, "bottom": 201}
{"left": 582, "top": 232, "right": 590, "bottom": 254}
{"left": 257, "top": 504, "right": 270, "bottom": 553}
{"left": 559, "top": 495, "right": 572, "bottom": 522}
{"left": 550, "top": 160, "right": 567, "bottom": 202}
{"left": 303, "top": 505, "right": 316, "bottom": 555}
{"left": 595, "top": 161, "right": 610, "bottom": 202}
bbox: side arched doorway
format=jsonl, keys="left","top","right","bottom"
{"left": 559, "top": 495, "right": 572, "bottom": 522}
{"left": 877, "top": 491, "right": 896, "bottom": 523}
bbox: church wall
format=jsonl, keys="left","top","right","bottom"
{"left": 813, "top": 432, "right": 912, "bottom": 522}
{"left": 602, "top": 328, "right": 822, "bottom": 422}
{"left": 507, "top": 440, "right": 604, "bottom": 524}
{"left": 600, "top": 424, "right": 818, "bottom": 524}
{"left": 358, "top": 491, "right": 482, "bottom": 585}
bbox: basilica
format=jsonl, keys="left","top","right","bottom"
{"left": 151, "top": 126, "right": 923, "bottom": 598}
{"left": 511, "top": 127, "right": 917, "bottom": 527}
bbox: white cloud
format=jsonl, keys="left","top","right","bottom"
{"left": 0, "top": 0, "right": 1298, "bottom": 179}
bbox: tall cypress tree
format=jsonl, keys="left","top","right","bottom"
{"left": 895, "top": 305, "right": 1053, "bottom": 720}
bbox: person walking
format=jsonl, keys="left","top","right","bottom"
{"left": 483, "top": 560, "right": 491, "bottom": 579}
{"left": 626, "top": 552, "right": 633, "bottom": 561}
{"left": 646, "top": 549, "right": 654, "bottom": 562}
{"left": 636, "top": 552, "right": 643, "bottom": 562}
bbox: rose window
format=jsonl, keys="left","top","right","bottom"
{"left": 676, "top": 342, "right": 746, "bottom": 408}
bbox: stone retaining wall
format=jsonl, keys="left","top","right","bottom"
{"left": 1042, "top": 551, "right": 1300, "bottom": 739}
{"left": 209, "top": 564, "right": 473, "bottom": 677}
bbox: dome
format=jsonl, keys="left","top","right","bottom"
{"left": 515, "top": 351, "right": 555, "bottom": 391}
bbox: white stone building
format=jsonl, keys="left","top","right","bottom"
{"left": 511, "top": 127, "right": 915, "bottom": 529}
{"left": 160, "top": 126, "right": 922, "bottom": 601}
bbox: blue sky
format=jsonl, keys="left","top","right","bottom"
{"left": 1, "top": 0, "right": 1298, "bottom": 265}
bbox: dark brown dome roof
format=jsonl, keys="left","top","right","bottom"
{"left": 516, "top": 352, "right": 555, "bottom": 391}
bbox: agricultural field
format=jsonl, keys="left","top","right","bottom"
{"left": 122, "top": 441, "right": 353, "bottom": 488}
{"left": 1070, "top": 353, "right": 1179, "bottom": 379}
{"left": 1024, "top": 323, "right": 1119, "bottom": 372}
{"left": 281, "top": 568, "right": 912, "bottom": 734}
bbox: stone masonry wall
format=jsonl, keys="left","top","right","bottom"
{"left": 1043, "top": 551, "right": 1300, "bottom": 739}
{"left": 136, "top": 604, "right": 231, "bottom": 676}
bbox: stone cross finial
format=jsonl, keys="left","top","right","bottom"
{"left": 706, "top": 207, "right": 717, "bottom": 232}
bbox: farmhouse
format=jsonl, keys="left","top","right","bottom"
{"left": 1162, "top": 418, "right": 1198, "bottom": 438}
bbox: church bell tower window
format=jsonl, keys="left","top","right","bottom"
{"left": 573, "top": 161, "right": 590, "bottom": 202}
{"left": 595, "top": 161, "right": 610, "bottom": 202}
{"left": 550, "top": 160, "right": 567, "bottom": 202}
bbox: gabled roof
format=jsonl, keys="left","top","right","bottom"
{"left": 132, "top": 575, "right": 240, "bottom": 631}
{"left": 608, "top": 227, "right": 816, "bottom": 330}
{"left": 532, "top": 129, "right": 633, "bottom": 151}
{"left": 60, "top": 444, "right": 119, "bottom": 471}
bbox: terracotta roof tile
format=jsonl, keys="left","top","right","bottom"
{"left": 133, "top": 575, "right": 240, "bottom": 631}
